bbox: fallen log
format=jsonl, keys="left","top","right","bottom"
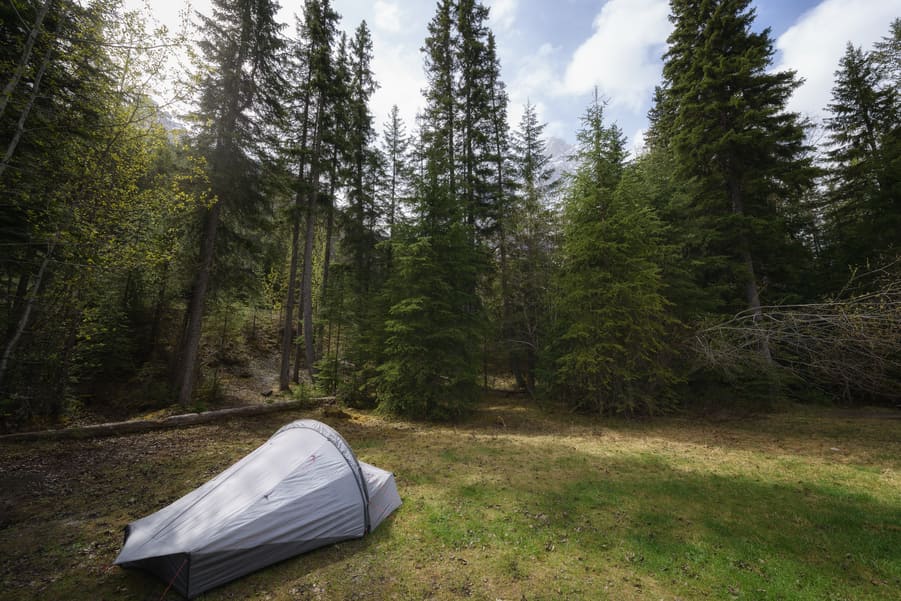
{"left": 0, "top": 398, "right": 336, "bottom": 443}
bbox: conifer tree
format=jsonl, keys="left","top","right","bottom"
{"left": 548, "top": 95, "right": 675, "bottom": 414}
{"left": 377, "top": 0, "right": 494, "bottom": 418}
{"left": 656, "top": 0, "right": 815, "bottom": 320}
{"left": 344, "top": 21, "right": 379, "bottom": 297}
{"left": 505, "top": 101, "right": 558, "bottom": 394}
{"left": 339, "top": 20, "right": 386, "bottom": 399}
{"left": 821, "top": 39, "right": 900, "bottom": 284}
{"left": 278, "top": 0, "right": 338, "bottom": 388}
{"left": 168, "top": 0, "right": 286, "bottom": 405}
{"left": 382, "top": 105, "right": 412, "bottom": 243}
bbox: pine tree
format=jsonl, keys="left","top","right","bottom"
{"left": 657, "top": 0, "right": 815, "bottom": 319}
{"left": 821, "top": 40, "right": 900, "bottom": 283}
{"left": 278, "top": 0, "right": 338, "bottom": 388}
{"left": 548, "top": 95, "right": 675, "bottom": 414}
{"left": 505, "top": 101, "right": 558, "bottom": 394}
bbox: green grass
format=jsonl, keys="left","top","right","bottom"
{"left": 1, "top": 399, "right": 899, "bottom": 600}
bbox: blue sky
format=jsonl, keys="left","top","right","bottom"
{"left": 132, "top": 0, "right": 901, "bottom": 153}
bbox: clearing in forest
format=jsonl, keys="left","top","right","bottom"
{"left": 1, "top": 398, "right": 899, "bottom": 600}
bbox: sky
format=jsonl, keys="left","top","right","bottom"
{"left": 128, "top": 0, "right": 901, "bottom": 154}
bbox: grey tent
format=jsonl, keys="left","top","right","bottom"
{"left": 114, "top": 419, "right": 401, "bottom": 598}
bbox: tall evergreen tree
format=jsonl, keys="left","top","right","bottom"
{"left": 382, "top": 104, "right": 412, "bottom": 244}
{"left": 177, "top": 0, "right": 285, "bottom": 405}
{"left": 548, "top": 95, "right": 675, "bottom": 414}
{"left": 278, "top": 0, "right": 338, "bottom": 389}
{"left": 821, "top": 39, "right": 900, "bottom": 284}
{"left": 505, "top": 101, "right": 558, "bottom": 394}
{"left": 339, "top": 20, "right": 386, "bottom": 399}
{"left": 377, "top": 0, "right": 499, "bottom": 418}
{"left": 343, "top": 20, "right": 379, "bottom": 297}
{"left": 656, "top": 0, "right": 815, "bottom": 321}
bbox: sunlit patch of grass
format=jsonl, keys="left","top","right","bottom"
{"left": 1, "top": 400, "right": 899, "bottom": 600}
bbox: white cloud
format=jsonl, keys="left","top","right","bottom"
{"left": 630, "top": 127, "right": 646, "bottom": 157}
{"left": 373, "top": 0, "right": 402, "bottom": 34}
{"left": 487, "top": 0, "right": 519, "bottom": 32}
{"left": 370, "top": 39, "right": 426, "bottom": 133}
{"left": 509, "top": 43, "right": 560, "bottom": 113}
{"left": 775, "top": 0, "right": 901, "bottom": 121}
{"left": 562, "top": 0, "right": 671, "bottom": 112}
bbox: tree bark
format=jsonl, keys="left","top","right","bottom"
{"left": 279, "top": 209, "right": 301, "bottom": 391}
{"left": 0, "top": 238, "right": 55, "bottom": 391}
{"left": 300, "top": 175, "right": 319, "bottom": 381}
{"left": 315, "top": 164, "right": 336, "bottom": 361}
{"left": 299, "top": 102, "right": 324, "bottom": 382}
{"left": 729, "top": 178, "right": 772, "bottom": 364}
{"left": 5, "top": 268, "right": 31, "bottom": 341}
{"left": 174, "top": 201, "right": 222, "bottom": 406}
{"left": 321, "top": 158, "right": 337, "bottom": 304}
{"left": 147, "top": 262, "right": 168, "bottom": 362}
{"left": 278, "top": 62, "right": 313, "bottom": 391}
{"left": 0, "top": 397, "right": 337, "bottom": 442}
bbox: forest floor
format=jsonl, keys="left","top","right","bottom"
{"left": 1, "top": 396, "right": 900, "bottom": 601}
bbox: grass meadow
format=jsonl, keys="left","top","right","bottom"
{"left": 1, "top": 397, "right": 899, "bottom": 600}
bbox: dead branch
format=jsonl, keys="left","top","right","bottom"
{"left": 695, "top": 263, "right": 901, "bottom": 401}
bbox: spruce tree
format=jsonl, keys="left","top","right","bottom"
{"left": 548, "top": 95, "right": 675, "bottom": 414}
{"left": 657, "top": 0, "right": 815, "bottom": 319}
{"left": 382, "top": 105, "right": 412, "bottom": 244}
{"left": 377, "top": 0, "right": 494, "bottom": 418}
{"left": 344, "top": 21, "right": 379, "bottom": 298}
{"left": 505, "top": 101, "right": 558, "bottom": 394}
{"left": 173, "top": 0, "right": 286, "bottom": 405}
{"left": 822, "top": 40, "right": 900, "bottom": 284}
{"left": 340, "top": 20, "right": 386, "bottom": 400}
{"left": 278, "top": 0, "right": 338, "bottom": 388}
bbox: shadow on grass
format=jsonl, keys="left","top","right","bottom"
{"left": 2, "top": 402, "right": 900, "bottom": 601}
{"left": 371, "top": 422, "right": 901, "bottom": 601}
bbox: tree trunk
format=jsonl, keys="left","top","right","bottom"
{"left": 729, "top": 178, "right": 772, "bottom": 364}
{"left": 0, "top": 0, "right": 51, "bottom": 120}
{"left": 279, "top": 202, "right": 302, "bottom": 391}
{"left": 148, "top": 262, "right": 168, "bottom": 362}
{"left": 299, "top": 103, "right": 324, "bottom": 382}
{"left": 321, "top": 156, "right": 337, "bottom": 303}
{"left": 300, "top": 180, "right": 318, "bottom": 381}
{"left": 174, "top": 201, "right": 222, "bottom": 406}
{"left": 5, "top": 268, "right": 31, "bottom": 341}
{"left": 279, "top": 64, "right": 313, "bottom": 391}
{"left": 0, "top": 238, "right": 54, "bottom": 391}
{"left": 0, "top": 43, "right": 52, "bottom": 181}
{"left": 316, "top": 159, "right": 337, "bottom": 360}
{"left": 292, "top": 308, "right": 303, "bottom": 383}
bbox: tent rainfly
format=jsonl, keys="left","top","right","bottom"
{"left": 114, "top": 419, "right": 401, "bottom": 598}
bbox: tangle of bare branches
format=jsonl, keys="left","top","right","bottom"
{"left": 695, "top": 260, "right": 901, "bottom": 402}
